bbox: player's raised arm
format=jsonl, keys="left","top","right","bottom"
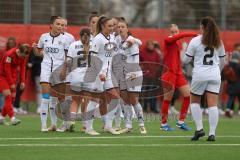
{"left": 165, "top": 24, "right": 197, "bottom": 44}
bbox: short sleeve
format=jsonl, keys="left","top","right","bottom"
{"left": 67, "top": 43, "right": 75, "bottom": 58}
{"left": 37, "top": 34, "right": 44, "bottom": 49}
{"left": 185, "top": 38, "right": 196, "bottom": 57}
{"left": 218, "top": 42, "right": 226, "bottom": 58}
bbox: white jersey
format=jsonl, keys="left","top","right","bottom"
{"left": 92, "top": 33, "right": 118, "bottom": 77}
{"left": 185, "top": 35, "right": 225, "bottom": 81}
{"left": 63, "top": 32, "right": 75, "bottom": 49}
{"left": 37, "top": 33, "right": 70, "bottom": 65}
{"left": 116, "top": 35, "right": 140, "bottom": 64}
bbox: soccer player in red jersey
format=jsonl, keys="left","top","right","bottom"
{"left": 0, "top": 44, "right": 29, "bottom": 125}
{"left": 161, "top": 24, "right": 197, "bottom": 131}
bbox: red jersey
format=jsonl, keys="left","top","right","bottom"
{"left": 0, "top": 48, "right": 26, "bottom": 86}
{"left": 163, "top": 32, "right": 197, "bottom": 74}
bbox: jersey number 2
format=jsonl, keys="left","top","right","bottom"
{"left": 203, "top": 47, "right": 214, "bottom": 65}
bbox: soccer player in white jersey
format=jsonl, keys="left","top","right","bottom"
{"left": 32, "top": 16, "right": 70, "bottom": 132}
{"left": 62, "top": 28, "right": 101, "bottom": 135}
{"left": 48, "top": 17, "right": 76, "bottom": 132}
{"left": 77, "top": 12, "right": 99, "bottom": 133}
{"left": 183, "top": 17, "right": 226, "bottom": 141}
{"left": 91, "top": 15, "right": 122, "bottom": 134}
{"left": 115, "top": 19, "right": 146, "bottom": 134}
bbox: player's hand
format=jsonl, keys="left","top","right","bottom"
{"left": 10, "top": 84, "right": 16, "bottom": 90}
{"left": 129, "top": 73, "right": 136, "bottom": 80}
{"left": 32, "top": 42, "right": 37, "bottom": 48}
{"left": 20, "top": 82, "right": 25, "bottom": 90}
{"left": 99, "top": 74, "right": 106, "bottom": 81}
{"left": 127, "top": 39, "right": 135, "bottom": 47}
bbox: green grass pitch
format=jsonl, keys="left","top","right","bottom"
{"left": 0, "top": 115, "right": 240, "bottom": 160}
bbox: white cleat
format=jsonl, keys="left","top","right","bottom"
{"left": 114, "top": 127, "right": 122, "bottom": 132}
{"left": 85, "top": 129, "right": 100, "bottom": 136}
{"left": 0, "top": 119, "right": 9, "bottom": 126}
{"left": 41, "top": 127, "right": 48, "bottom": 132}
{"left": 56, "top": 123, "right": 69, "bottom": 132}
{"left": 140, "top": 126, "right": 147, "bottom": 134}
{"left": 104, "top": 128, "right": 120, "bottom": 135}
{"left": 119, "top": 128, "right": 132, "bottom": 134}
{"left": 11, "top": 118, "right": 21, "bottom": 125}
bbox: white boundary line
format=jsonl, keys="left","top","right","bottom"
{"left": 1, "top": 135, "right": 240, "bottom": 140}
{"left": 0, "top": 143, "right": 240, "bottom": 147}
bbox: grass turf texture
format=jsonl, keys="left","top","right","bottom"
{"left": 0, "top": 115, "right": 240, "bottom": 160}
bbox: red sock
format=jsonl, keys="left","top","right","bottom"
{"left": 179, "top": 97, "right": 190, "bottom": 121}
{"left": 3, "top": 95, "right": 14, "bottom": 118}
{"left": 161, "top": 100, "right": 170, "bottom": 124}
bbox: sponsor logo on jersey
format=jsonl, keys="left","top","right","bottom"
{"left": 45, "top": 47, "right": 60, "bottom": 53}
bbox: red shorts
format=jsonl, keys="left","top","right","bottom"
{"left": 0, "top": 76, "right": 10, "bottom": 93}
{"left": 161, "top": 71, "right": 188, "bottom": 89}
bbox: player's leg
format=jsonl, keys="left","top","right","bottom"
{"left": 205, "top": 80, "right": 221, "bottom": 141}
{"left": 40, "top": 83, "right": 51, "bottom": 132}
{"left": 129, "top": 92, "right": 146, "bottom": 134}
{"left": 48, "top": 95, "right": 58, "bottom": 131}
{"left": 160, "top": 72, "right": 175, "bottom": 131}
{"left": 103, "top": 87, "right": 121, "bottom": 135}
{"left": 190, "top": 80, "right": 207, "bottom": 141}
{"left": 176, "top": 74, "right": 191, "bottom": 130}
{"left": 118, "top": 90, "right": 133, "bottom": 133}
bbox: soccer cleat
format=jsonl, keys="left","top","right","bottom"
{"left": 104, "top": 128, "right": 120, "bottom": 135}
{"left": 85, "top": 129, "right": 100, "bottom": 136}
{"left": 176, "top": 122, "right": 192, "bottom": 131}
{"left": 41, "top": 127, "right": 48, "bottom": 132}
{"left": 114, "top": 127, "right": 122, "bottom": 132}
{"left": 11, "top": 118, "right": 21, "bottom": 125}
{"left": 56, "top": 123, "right": 69, "bottom": 132}
{"left": 207, "top": 135, "right": 215, "bottom": 141}
{"left": 0, "top": 119, "right": 9, "bottom": 125}
{"left": 160, "top": 124, "right": 175, "bottom": 131}
{"left": 119, "top": 128, "right": 133, "bottom": 134}
{"left": 48, "top": 125, "right": 57, "bottom": 131}
{"left": 191, "top": 129, "right": 205, "bottom": 141}
{"left": 140, "top": 126, "right": 147, "bottom": 134}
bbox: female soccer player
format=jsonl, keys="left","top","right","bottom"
{"left": 0, "top": 44, "right": 29, "bottom": 125}
{"left": 183, "top": 16, "right": 226, "bottom": 141}
{"left": 64, "top": 27, "right": 101, "bottom": 135}
{"left": 91, "top": 15, "right": 121, "bottom": 134}
{"left": 116, "top": 19, "right": 147, "bottom": 134}
{"left": 161, "top": 24, "right": 197, "bottom": 131}
{"left": 32, "top": 16, "right": 71, "bottom": 132}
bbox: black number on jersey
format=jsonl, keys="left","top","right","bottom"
{"left": 76, "top": 51, "right": 91, "bottom": 68}
{"left": 203, "top": 47, "right": 214, "bottom": 65}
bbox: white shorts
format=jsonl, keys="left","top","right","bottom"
{"left": 191, "top": 79, "right": 221, "bottom": 96}
{"left": 125, "top": 71, "right": 143, "bottom": 92}
{"left": 40, "top": 62, "right": 65, "bottom": 85}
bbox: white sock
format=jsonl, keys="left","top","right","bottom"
{"left": 208, "top": 106, "right": 219, "bottom": 136}
{"left": 114, "top": 102, "right": 122, "bottom": 128}
{"left": 49, "top": 96, "right": 58, "bottom": 126}
{"left": 105, "top": 99, "right": 119, "bottom": 129}
{"left": 40, "top": 98, "right": 49, "bottom": 128}
{"left": 190, "top": 103, "right": 203, "bottom": 131}
{"left": 122, "top": 104, "right": 133, "bottom": 129}
{"left": 85, "top": 119, "right": 93, "bottom": 132}
{"left": 133, "top": 103, "right": 144, "bottom": 127}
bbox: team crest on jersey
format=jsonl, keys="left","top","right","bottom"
{"left": 104, "top": 42, "right": 117, "bottom": 52}
{"left": 121, "top": 41, "right": 129, "bottom": 50}
{"left": 6, "top": 57, "right": 12, "bottom": 63}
